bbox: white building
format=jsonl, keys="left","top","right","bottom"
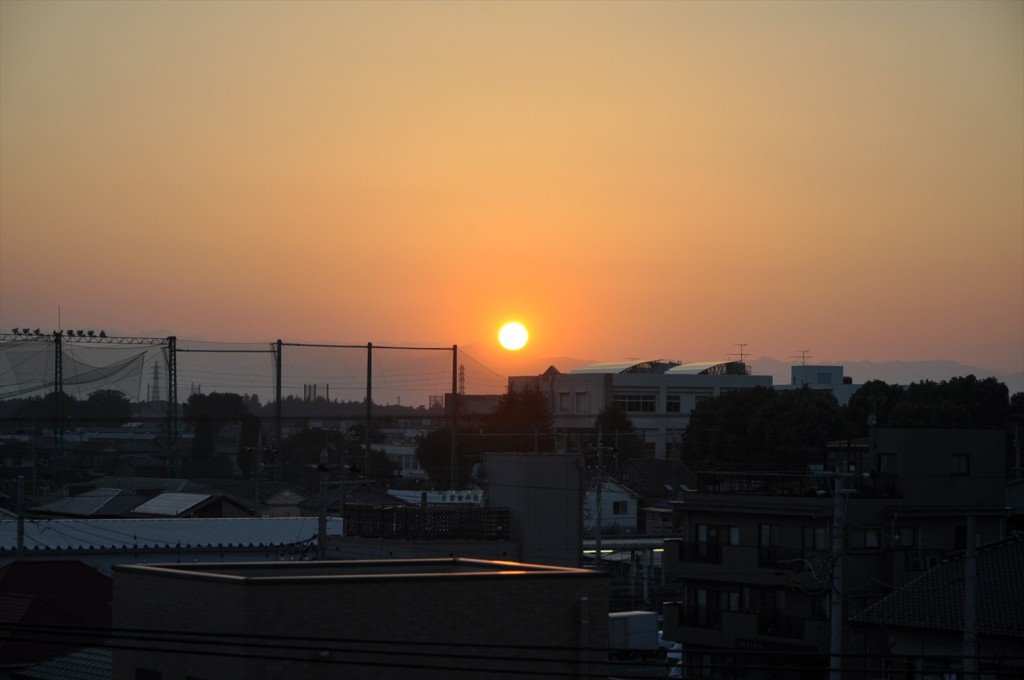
{"left": 776, "top": 363, "right": 859, "bottom": 405}
{"left": 510, "top": 360, "right": 773, "bottom": 458}
{"left": 583, "top": 478, "right": 639, "bottom": 535}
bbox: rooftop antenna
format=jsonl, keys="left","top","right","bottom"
{"left": 729, "top": 343, "right": 748, "bottom": 362}
{"left": 792, "top": 349, "right": 812, "bottom": 366}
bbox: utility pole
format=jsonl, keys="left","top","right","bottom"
{"left": 16, "top": 476, "right": 24, "bottom": 559}
{"left": 593, "top": 429, "right": 605, "bottom": 567}
{"left": 829, "top": 468, "right": 847, "bottom": 680}
{"left": 964, "top": 514, "right": 977, "bottom": 680}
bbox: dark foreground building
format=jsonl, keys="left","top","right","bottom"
{"left": 112, "top": 557, "right": 610, "bottom": 680}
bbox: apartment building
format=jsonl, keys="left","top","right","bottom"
{"left": 661, "top": 428, "right": 1010, "bottom": 679}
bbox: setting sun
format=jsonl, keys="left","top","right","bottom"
{"left": 498, "top": 322, "right": 529, "bottom": 351}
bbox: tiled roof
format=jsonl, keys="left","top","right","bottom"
{"left": 11, "top": 645, "right": 111, "bottom": 680}
{"left": 0, "top": 560, "right": 111, "bottom": 665}
{"left": 852, "top": 534, "right": 1024, "bottom": 639}
{"left": 1, "top": 517, "right": 341, "bottom": 553}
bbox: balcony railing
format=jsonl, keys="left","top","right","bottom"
{"left": 695, "top": 471, "right": 901, "bottom": 498}
{"left": 757, "top": 545, "right": 802, "bottom": 568}
{"left": 343, "top": 504, "right": 510, "bottom": 540}
{"left": 757, "top": 608, "right": 806, "bottom": 639}
{"left": 668, "top": 604, "right": 722, "bottom": 630}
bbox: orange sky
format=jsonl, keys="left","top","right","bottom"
{"left": 2, "top": 0, "right": 1022, "bottom": 381}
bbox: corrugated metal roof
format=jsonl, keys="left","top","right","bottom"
{"left": 569, "top": 360, "right": 653, "bottom": 374}
{"left": 665, "top": 361, "right": 727, "bottom": 375}
{"left": 130, "top": 492, "right": 211, "bottom": 516}
{"left": 1, "top": 517, "right": 339, "bottom": 553}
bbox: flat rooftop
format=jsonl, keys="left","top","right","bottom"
{"left": 114, "top": 557, "right": 604, "bottom": 584}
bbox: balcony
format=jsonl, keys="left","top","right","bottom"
{"left": 666, "top": 604, "right": 722, "bottom": 630}
{"left": 757, "top": 608, "right": 806, "bottom": 639}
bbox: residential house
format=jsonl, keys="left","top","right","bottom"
{"left": 851, "top": 533, "right": 1024, "bottom": 679}
{"left": 584, "top": 477, "right": 640, "bottom": 536}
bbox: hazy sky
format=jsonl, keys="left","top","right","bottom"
{"left": 2, "top": 0, "right": 1022, "bottom": 380}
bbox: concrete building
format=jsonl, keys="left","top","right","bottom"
{"left": 510, "top": 359, "right": 773, "bottom": 459}
{"left": 112, "top": 558, "right": 610, "bottom": 680}
{"left": 660, "top": 428, "right": 1011, "bottom": 679}
{"left": 482, "top": 452, "right": 585, "bottom": 567}
{"left": 775, "top": 364, "right": 859, "bottom": 406}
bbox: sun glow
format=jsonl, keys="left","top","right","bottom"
{"left": 498, "top": 322, "right": 529, "bottom": 351}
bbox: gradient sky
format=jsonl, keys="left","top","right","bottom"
{"left": 2, "top": 0, "right": 1022, "bottom": 381}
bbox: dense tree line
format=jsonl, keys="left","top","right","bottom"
{"left": 682, "top": 376, "right": 1020, "bottom": 472}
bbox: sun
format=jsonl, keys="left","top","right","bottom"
{"left": 498, "top": 321, "right": 529, "bottom": 351}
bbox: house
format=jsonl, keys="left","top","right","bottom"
{"left": 616, "top": 458, "right": 699, "bottom": 534}
{"left": 851, "top": 533, "right": 1024, "bottom": 679}
{"left": 660, "top": 427, "right": 1011, "bottom": 680}
{"left": 510, "top": 359, "right": 772, "bottom": 458}
{"left": 584, "top": 477, "right": 639, "bottom": 536}
{"left": 112, "top": 557, "right": 610, "bottom": 680}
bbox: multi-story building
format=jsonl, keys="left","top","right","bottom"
{"left": 661, "top": 428, "right": 1010, "bottom": 679}
{"left": 510, "top": 359, "right": 772, "bottom": 459}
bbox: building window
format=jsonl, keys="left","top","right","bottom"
{"left": 666, "top": 394, "right": 681, "bottom": 413}
{"left": 816, "top": 372, "right": 833, "bottom": 385}
{"left": 728, "top": 526, "right": 740, "bottom": 546}
{"left": 574, "top": 392, "right": 589, "bottom": 413}
{"left": 612, "top": 500, "right": 628, "bottom": 515}
{"left": 878, "top": 453, "right": 897, "bottom": 474}
{"left": 758, "top": 524, "right": 781, "bottom": 565}
{"left": 558, "top": 392, "right": 571, "bottom": 413}
{"left": 802, "top": 526, "right": 829, "bottom": 553}
{"left": 850, "top": 528, "right": 881, "bottom": 550}
{"left": 812, "top": 594, "right": 829, "bottom": 618}
{"left": 613, "top": 393, "right": 656, "bottom": 413}
{"left": 952, "top": 453, "right": 970, "bottom": 476}
{"left": 696, "top": 524, "right": 721, "bottom": 561}
{"left": 894, "top": 527, "right": 916, "bottom": 548}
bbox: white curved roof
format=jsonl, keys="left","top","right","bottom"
{"left": 1, "top": 517, "right": 337, "bottom": 552}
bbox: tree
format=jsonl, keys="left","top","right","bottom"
{"left": 844, "top": 380, "right": 905, "bottom": 434}
{"left": 479, "top": 386, "right": 555, "bottom": 453}
{"left": 182, "top": 392, "right": 251, "bottom": 476}
{"left": 80, "top": 389, "right": 133, "bottom": 426}
{"left": 680, "top": 386, "right": 845, "bottom": 471}
{"left": 593, "top": 405, "right": 645, "bottom": 466}
{"left": 415, "top": 428, "right": 480, "bottom": 490}
{"left": 889, "top": 376, "right": 1009, "bottom": 428}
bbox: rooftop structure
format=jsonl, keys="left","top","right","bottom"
{"left": 112, "top": 557, "right": 610, "bottom": 680}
